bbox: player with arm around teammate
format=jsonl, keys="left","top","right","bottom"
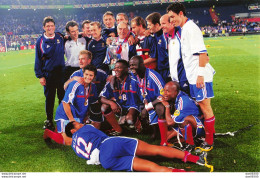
{"left": 65, "top": 121, "right": 212, "bottom": 172}
{"left": 43, "top": 65, "right": 98, "bottom": 145}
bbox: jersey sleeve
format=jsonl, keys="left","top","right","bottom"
{"left": 34, "top": 38, "right": 44, "bottom": 78}
{"left": 99, "top": 82, "right": 113, "bottom": 99}
{"left": 188, "top": 23, "right": 207, "bottom": 55}
{"left": 63, "top": 81, "right": 80, "bottom": 104}
{"left": 149, "top": 36, "right": 157, "bottom": 58}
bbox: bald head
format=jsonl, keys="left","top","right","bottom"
{"left": 163, "top": 81, "right": 180, "bottom": 101}
{"left": 160, "top": 14, "right": 174, "bottom": 34}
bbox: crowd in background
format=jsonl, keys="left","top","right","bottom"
{"left": 0, "top": 2, "right": 259, "bottom": 48}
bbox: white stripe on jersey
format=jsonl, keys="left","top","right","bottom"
{"left": 149, "top": 70, "right": 163, "bottom": 90}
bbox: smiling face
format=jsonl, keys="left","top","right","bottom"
{"left": 113, "top": 62, "right": 128, "bottom": 79}
{"left": 103, "top": 15, "right": 115, "bottom": 28}
{"left": 43, "top": 21, "right": 55, "bottom": 37}
{"left": 146, "top": 20, "right": 156, "bottom": 33}
{"left": 90, "top": 24, "right": 101, "bottom": 40}
{"left": 131, "top": 21, "right": 141, "bottom": 36}
{"left": 160, "top": 15, "right": 173, "bottom": 34}
{"left": 83, "top": 70, "right": 95, "bottom": 84}
{"left": 82, "top": 23, "right": 91, "bottom": 37}
{"left": 116, "top": 14, "right": 128, "bottom": 25}
{"left": 167, "top": 10, "right": 183, "bottom": 27}
{"left": 117, "top": 22, "right": 129, "bottom": 39}
{"left": 163, "top": 82, "right": 178, "bottom": 101}
{"left": 79, "top": 54, "right": 91, "bottom": 69}
{"left": 68, "top": 25, "right": 79, "bottom": 41}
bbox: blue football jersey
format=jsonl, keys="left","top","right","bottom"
{"left": 55, "top": 81, "right": 98, "bottom": 122}
{"left": 131, "top": 68, "right": 165, "bottom": 103}
{"left": 71, "top": 124, "right": 109, "bottom": 160}
{"left": 172, "top": 91, "right": 202, "bottom": 123}
{"left": 100, "top": 75, "right": 140, "bottom": 110}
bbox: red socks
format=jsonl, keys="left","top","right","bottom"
{"left": 158, "top": 119, "right": 169, "bottom": 146}
{"left": 204, "top": 116, "right": 215, "bottom": 145}
{"left": 43, "top": 129, "right": 64, "bottom": 145}
{"left": 182, "top": 151, "right": 199, "bottom": 163}
{"left": 103, "top": 111, "right": 122, "bottom": 133}
{"left": 171, "top": 168, "right": 186, "bottom": 172}
{"left": 185, "top": 124, "right": 194, "bottom": 145}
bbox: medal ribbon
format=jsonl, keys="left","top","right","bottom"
{"left": 117, "top": 76, "right": 127, "bottom": 99}
{"left": 84, "top": 83, "right": 92, "bottom": 104}
{"left": 116, "top": 32, "right": 130, "bottom": 54}
{"left": 136, "top": 74, "right": 146, "bottom": 98}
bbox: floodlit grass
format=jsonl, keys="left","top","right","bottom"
{"left": 0, "top": 35, "right": 259, "bottom": 172}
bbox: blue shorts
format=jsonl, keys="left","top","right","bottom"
{"left": 99, "top": 137, "right": 138, "bottom": 172}
{"left": 148, "top": 109, "right": 158, "bottom": 125}
{"left": 189, "top": 82, "right": 214, "bottom": 102}
{"left": 56, "top": 118, "right": 81, "bottom": 133}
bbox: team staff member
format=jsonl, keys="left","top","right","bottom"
{"left": 88, "top": 22, "right": 109, "bottom": 74}
{"left": 160, "top": 14, "right": 189, "bottom": 94}
{"left": 131, "top": 16, "right": 157, "bottom": 70}
{"left": 129, "top": 56, "right": 166, "bottom": 144}
{"left": 43, "top": 65, "right": 99, "bottom": 145}
{"left": 167, "top": 2, "right": 216, "bottom": 151}
{"left": 81, "top": 20, "right": 92, "bottom": 40}
{"left": 102, "top": 11, "right": 117, "bottom": 41}
{"left": 64, "top": 21, "right": 87, "bottom": 81}
{"left": 65, "top": 121, "right": 211, "bottom": 172}
{"left": 146, "top": 12, "right": 171, "bottom": 82}
{"left": 35, "top": 16, "right": 65, "bottom": 131}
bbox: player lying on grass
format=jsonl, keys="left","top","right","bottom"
{"left": 65, "top": 121, "right": 213, "bottom": 172}
{"left": 43, "top": 64, "right": 98, "bottom": 145}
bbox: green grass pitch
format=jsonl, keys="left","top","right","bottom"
{"left": 0, "top": 35, "right": 259, "bottom": 172}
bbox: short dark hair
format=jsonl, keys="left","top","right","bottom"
{"left": 167, "top": 2, "right": 186, "bottom": 16}
{"left": 131, "top": 16, "right": 146, "bottom": 29}
{"left": 65, "top": 20, "right": 79, "bottom": 32}
{"left": 83, "top": 64, "right": 97, "bottom": 76}
{"left": 81, "top": 20, "right": 91, "bottom": 29}
{"left": 171, "top": 81, "right": 180, "bottom": 93}
{"left": 130, "top": 55, "right": 144, "bottom": 64}
{"left": 116, "top": 59, "right": 129, "bottom": 68}
{"left": 43, "top": 16, "right": 55, "bottom": 27}
{"left": 146, "top": 12, "right": 161, "bottom": 25}
{"left": 65, "top": 121, "right": 75, "bottom": 138}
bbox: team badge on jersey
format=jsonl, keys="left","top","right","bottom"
{"left": 174, "top": 110, "right": 180, "bottom": 116}
{"left": 57, "top": 39, "right": 60, "bottom": 44}
{"left": 69, "top": 93, "right": 75, "bottom": 101}
{"left": 102, "top": 43, "right": 104, "bottom": 47}
{"left": 160, "top": 89, "right": 164, "bottom": 95}
{"left": 158, "top": 39, "right": 161, "bottom": 45}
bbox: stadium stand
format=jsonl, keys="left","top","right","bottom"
{"left": 0, "top": 0, "right": 259, "bottom": 50}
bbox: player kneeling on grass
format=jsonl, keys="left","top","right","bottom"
{"left": 155, "top": 81, "right": 205, "bottom": 152}
{"left": 65, "top": 121, "right": 212, "bottom": 172}
{"left": 43, "top": 64, "right": 98, "bottom": 145}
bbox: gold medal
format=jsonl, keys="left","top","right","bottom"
{"left": 119, "top": 95, "right": 122, "bottom": 100}
{"left": 142, "top": 94, "right": 146, "bottom": 99}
